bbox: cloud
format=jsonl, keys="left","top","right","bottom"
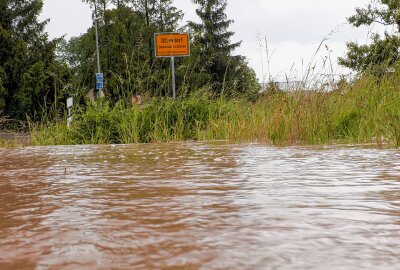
{"left": 227, "top": 0, "right": 372, "bottom": 43}
{"left": 238, "top": 39, "right": 351, "bottom": 82}
{"left": 40, "top": 0, "right": 92, "bottom": 39}
{"left": 259, "top": 0, "right": 366, "bottom": 14}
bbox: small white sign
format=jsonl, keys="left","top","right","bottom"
{"left": 67, "top": 97, "right": 73, "bottom": 108}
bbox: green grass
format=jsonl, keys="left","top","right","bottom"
{"left": 29, "top": 73, "right": 400, "bottom": 147}
{"left": 0, "top": 139, "right": 24, "bottom": 148}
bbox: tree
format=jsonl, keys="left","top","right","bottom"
{"left": 62, "top": 6, "right": 146, "bottom": 99}
{"left": 130, "top": 0, "right": 182, "bottom": 63}
{"left": 348, "top": 0, "right": 400, "bottom": 30}
{"left": 189, "top": 0, "right": 240, "bottom": 94}
{"left": 0, "top": 0, "right": 69, "bottom": 121}
{"left": 64, "top": 3, "right": 184, "bottom": 101}
{"left": 339, "top": 0, "right": 400, "bottom": 73}
{"left": 189, "top": 0, "right": 259, "bottom": 96}
{"left": 154, "top": 0, "right": 183, "bottom": 31}
{"left": 74, "top": 0, "right": 258, "bottom": 100}
{"left": 80, "top": 0, "right": 182, "bottom": 96}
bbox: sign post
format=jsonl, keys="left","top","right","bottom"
{"left": 67, "top": 97, "right": 73, "bottom": 128}
{"left": 93, "top": 3, "right": 102, "bottom": 100}
{"left": 171, "top": 57, "right": 176, "bottom": 100}
{"left": 96, "top": 73, "right": 104, "bottom": 100}
{"left": 154, "top": 32, "right": 190, "bottom": 100}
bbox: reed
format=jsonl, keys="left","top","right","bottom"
{"left": 29, "top": 72, "right": 400, "bottom": 147}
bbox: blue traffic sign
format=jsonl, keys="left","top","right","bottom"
{"left": 96, "top": 73, "right": 103, "bottom": 82}
{"left": 96, "top": 82, "right": 103, "bottom": 90}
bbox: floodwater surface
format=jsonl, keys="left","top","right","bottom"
{"left": 0, "top": 142, "right": 399, "bottom": 269}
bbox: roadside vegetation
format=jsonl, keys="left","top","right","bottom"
{"left": 2, "top": 0, "right": 400, "bottom": 147}
{"left": 30, "top": 71, "right": 400, "bottom": 147}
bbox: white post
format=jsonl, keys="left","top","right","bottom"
{"left": 67, "top": 97, "right": 74, "bottom": 128}
{"left": 171, "top": 57, "right": 176, "bottom": 100}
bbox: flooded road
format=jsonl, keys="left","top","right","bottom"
{"left": 0, "top": 142, "right": 400, "bottom": 269}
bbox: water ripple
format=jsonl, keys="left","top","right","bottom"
{"left": 0, "top": 143, "right": 400, "bottom": 269}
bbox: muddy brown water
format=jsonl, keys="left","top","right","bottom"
{"left": 0, "top": 142, "right": 399, "bottom": 270}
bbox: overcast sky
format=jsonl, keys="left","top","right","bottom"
{"left": 40, "top": 0, "right": 384, "bottom": 82}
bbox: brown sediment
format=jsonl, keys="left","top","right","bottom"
{"left": 1, "top": 143, "right": 400, "bottom": 269}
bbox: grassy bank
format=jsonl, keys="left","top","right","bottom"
{"left": 29, "top": 74, "right": 400, "bottom": 147}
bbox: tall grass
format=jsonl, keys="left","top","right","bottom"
{"left": 30, "top": 72, "right": 400, "bottom": 147}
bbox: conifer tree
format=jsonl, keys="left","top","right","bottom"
{"left": 189, "top": 0, "right": 241, "bottom": 93}
{"left": 155, "top": 0, "right": 182, "bottom": 31}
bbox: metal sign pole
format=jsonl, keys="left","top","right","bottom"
{"left": 94, "top": 2, "right": 102, "bottom": 100}
{"left": 171, "top": 57, "right": 176, "bottom": 100}
{"left": 154, "top": 33, "right": 190, "bottom": 100}
{"left": 94, "top": 4, "right": 101, "bottom": 75}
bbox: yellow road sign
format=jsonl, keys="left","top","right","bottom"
{"left": 154, "top": 33, "right": 190, "bottom": 58}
